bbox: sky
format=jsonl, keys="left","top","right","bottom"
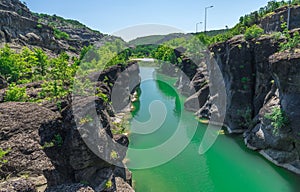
{"left": 23, "top": 0, "right": 273, "bottom": 41}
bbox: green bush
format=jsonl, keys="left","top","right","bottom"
{"left": 37, "top": 24, "right": 43, "bottom": 29}
{"left": 39, "top": 80, "right": 68, "bottom": 100}
{"left": 244, "top": 25, "right": 264, "bottom": 40}
{"left": 279, "top": 23, "right": 300, "bottom": 51}
{"left": 54, "top": 28, "right": 70, "bottom": 40}
{"left": 265, "top": 107, "right": 289, "bottom": 135}
{"left": 42, "top": 134, "right": 63, "bottom": 149}
{"left": 4, "top": 83, "right": 28, "bottom": 102}
{"left": 105, "top": 180, "right": 113, "bottom": 189}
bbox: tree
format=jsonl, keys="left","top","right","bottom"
{"left": 0, "top": 45, "right": 19, "bottom": 83}
{"left": 34, "top": 48, "right": 49, "bottom": 77}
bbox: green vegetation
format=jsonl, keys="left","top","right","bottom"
{"left": 265, "top": 107, "right": 289, "bottom": 135}
{"left": 127, "top": 35, "right": 205, "bottom": 74}
{"left": 129, "top": 35, "right": 168, "bottom": 45}
{"left": 36, "top": 23, "right": 43, "bottom": 29}
{"left": 279, "top": 21, "right": 300, "bottom": 51}
{"left": 244, "top": 25, "right": 264, "bottom": 40}
{"left": 42, "top": 134, "right": 63, "bottom": 149}
{"left": 2, "top": 1, "right": 297, "bottom": 105}
{"left": 54, "top": 28, "right": 70, "bottom": 40}
{"left": 4, "top": 83, "right": 28, "bottom": 102}
{"left": 33, "top": 13, "right": 95, "bottom": 30}
{"left": 96, "top": 91, "right": 109, "bottom": 103}
{"left": 42, "top": 142, "right": 55, "bottom": 149}
{"left": 54, "top": 134, "right": 63, "bottom": 146}
{"left": 0, "top": 45, "right": 78, "bottom": 101}
{"left": 112, "top": 118, "right": 130, "bottom": 135}
{"left": 110, "top": 150, "right": 119, "bottom": 160}
{"left": 105, "top": 180, "right": 113, "bottom": 189}
{"left": 0, "top": 148, "right": 10, "bottom": 167}
{"left": 191, "top": 0, "right": 300, "bottom": 45}
{"left": 0, "top": 45, "right": 49, "bottom": 83}
{"left": 80, "top": 181, "right": 89, "bottom": 185}
{"left": 237, "top": 107, "right": 253, "bottom": 128}
{"left": 0, "top": 34, "right": 132, "bottom": 103}
{"left": 79, "top": 115, "right": 93, "bottom": 125}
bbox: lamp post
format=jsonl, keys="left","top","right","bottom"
{"left": 196, "top": 22, "right": 203, "bottom": 33}
{"left": 204, "top": 5, "right": 214, "bottom": 33}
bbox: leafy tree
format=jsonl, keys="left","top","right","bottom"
{"left": 0, "top": 45, "right": 19, "bottom": 83}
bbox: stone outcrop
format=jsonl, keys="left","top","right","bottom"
{"left": 0, "top": 102, "right": 60, "bottom": 191}
{"left": 198, "top": 35, "right": 279, "bottom": 133}
{"left": 244, "top": 51, "right": 300, "bottom": 174}
{"left": 0, "top": 62, "right": 140, "bottom": 191}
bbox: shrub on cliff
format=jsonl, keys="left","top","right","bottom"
{"left": 244, "top": 25, "right": 264, "bottom": 40}
{"left": 4, "top": 83, "right": 28, "bottom": 102}
{"left": 54, "top": 28, "right": 70, "bottom": 40}
{"left": 279, "top": 21, "right": 300, "bottom": 51}
{"left": 265, "top": 107, "right": 289, "bottom": 135}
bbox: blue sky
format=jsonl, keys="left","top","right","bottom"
{"left": 23, "top": 0, "right": 272, "bottom": 40}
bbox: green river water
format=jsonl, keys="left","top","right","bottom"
{"left": 126, "top": 67, "right": 300, "bottom": 192}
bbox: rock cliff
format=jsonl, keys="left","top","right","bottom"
{"left": 244, "top": 51, "right": 300, "bottom": 174}
{"left": 184, "top": 10, "right": 300, "bottom": 173}
{"left": 0, "top": 0, "right": 114, "bottom": 55}
{"left": 0, "top": 62, "right": 140, "bottom": 191}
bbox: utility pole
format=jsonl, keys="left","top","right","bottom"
{"left": 204, "top": 6, "right": 214, "bottom": 33}
{"left": 287, "top": 0, "right": 291, "bottom": 30}
{"left": 196, "top": 22, "right": 203, "bottom": 33}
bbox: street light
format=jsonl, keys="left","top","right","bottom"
{"left": 204, "top": 5, "right": 214, "bottom": 33}
{"left": 196, "top": 22, "right": 203, "bottom": 33}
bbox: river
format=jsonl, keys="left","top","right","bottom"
{"left": 126, "top": 67, "right": 300, "bottom": 192}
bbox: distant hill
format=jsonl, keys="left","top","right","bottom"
{"left": 129, "top": 29, "right": 229, "bottom": 46}
{"left": 129, "top": 33, "right": 186, "bottom": 45}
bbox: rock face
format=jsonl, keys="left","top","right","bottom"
{"left": 0, "top": 0, "right": 33, "bottom": 19}
{"left": 260, "top": 5, "right": 300, "bottom": 33}
{"left": 179, "top": 15, "right": 300, "bottom": 173}
{"left": 200, "top": 35, "right": 279, "bottom": 133}
{"left": 245, "top": 51, "right": 300, "bottom": 174}
{"left": 0, "top": 0, "right": 108, "bottom": 54}
{"left": 0, "top": 102, "right": 60, "bottom": 191}
{"left": 0, "top": 75, "right": 7, "bottom": 89}
{"left": 0, "top": 62, "right": 140, "bottom": 191}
